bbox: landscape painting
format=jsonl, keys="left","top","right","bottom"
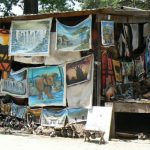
{"left": 1, "top": 68, "right": 28, "bottom": 98}
{"left": 9, "top": 18, "right": 52, "bottom": 56}
{"left": 11, "top": 103, "right": 27, "bottom": 119}
{"left": 41, "top": 108, "right": 67, "bottom": 127}
{"left": 56, "top": 15, "right": 92, "bottom": 51}
{"left": 67, "top": 108, "right": 88, "bottom": 124}
{"left": 28, "top": 66, "right": 66, "bottom": 107}
{"left": 101, "top": 21, "right": 114, "bottom": 46}
{"left": 66, "top": 54, "right": 93, "bottom": 86}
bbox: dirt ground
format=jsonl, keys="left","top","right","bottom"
{"left": 0, "top": 134, "right": 150, "bottom": 150}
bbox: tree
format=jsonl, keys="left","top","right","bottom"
{"left": 24, "top": 0, "right": 38, "bottom": 14}
{"left": 76, "top": 0, "right": 150, "bottom": 10}
{"left": 38, "top": 0, "right": 76, "bottom": 13}
{"left": 0, "top": 0, "right": 20, "bottom": 16}
{"left": 76, "top": 0, "right": 121, "bottom": 9}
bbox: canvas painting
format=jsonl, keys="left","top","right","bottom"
{"left": 56, "top": 15, "right": 92, "bottom": 51}
{"left": 0, "top": 101, "right": 11, "bottom": 115}
{"left": 41, "top": 108, "right": 67, "bottom": 127}
{"left": 28, "top": 65, "right": 66, "bottom": 107}
{"left": 66, "top": 54, "right": 93, "bottom": 86}
{"left": 0, "top": 29, "right": 12, "bottom": 78}
{"left": 27, "top": 108, "right": 42, "bottom": 124}
{"left": 112, "top": 59, "right": 123, "bottom": 82}
{"left": 101, "top": 21, "right": 114, "bottom": 46}
{"left": 11, "top": 103, "right": 27, "bottom": 119}
{"left": 1, "top": 68, "right": 28, "bottom": 98}
{"left": 67, "top": 108, "right": 88, "bottom": 124}
{"left": 9, "top": 18, "right": 52, "bottom": 56}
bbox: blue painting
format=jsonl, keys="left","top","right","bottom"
{"left": 101, "top": 21, "right": 114, "bottom": 46}
{"left": 56, "top": 15, "right": 92, "bottom": 51}
{"left": 1, "top": 68, "right": 28, "bottom": 98}
{"left": 67, "top": 108, "right": 88, "bottom": 124}
{"left": 9, "top": 18, "right": 52, "bottom": 56}
{"left": 41, "top": 108, "right": 67, "bottom": 127}
{"left": 28, "top": 66, "right": 66, "bottom": 107}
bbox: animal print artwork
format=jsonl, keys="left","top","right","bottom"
{"left": 28, "top": 65, "right": 66, "bottom": 107}
{"left": 66, "top": 55, "right": 93, "bottom": 86}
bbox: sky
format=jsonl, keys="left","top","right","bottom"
{"left": 12, "top": 5, "right": 23, "bottom": 15}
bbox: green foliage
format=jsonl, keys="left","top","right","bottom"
{"left": 0, "top": 0, "right": 20, "bottom": 16}
{"left": 39, "top": 0, "right": 75, "bottom": 12}
{"left": 1, "top": 0, "right": 150, "bottom": 17}
{"left": 76, "top": 0, "right": 150, "bottom": 10}
{"left": 76, "top": 0, "right": 121, "bottom": 9}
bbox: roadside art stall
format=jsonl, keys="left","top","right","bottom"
{"left": 0, "top": 10, "right": 99, "bottom": 142}
{"left": 0, "top": 8, "right": 150, "bottom": 143}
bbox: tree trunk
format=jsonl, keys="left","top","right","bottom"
{"left": 24, "top": 0, "right": 38, "bottom": 14}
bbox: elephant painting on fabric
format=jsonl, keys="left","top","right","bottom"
{"left": 35, "top": 73, "right": 58, "bottom": 100}
{"left": 28, "top": 65, "right": 66, "bottom": 107}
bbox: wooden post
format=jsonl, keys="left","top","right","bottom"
{"left": 24, "top": 0, "right": 38, "bottom": 14}
{"left": 96, "top": 14, "right": 101, "bottom": 106}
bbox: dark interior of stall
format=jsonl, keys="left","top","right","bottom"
{"left": 115, "top": 112, "right": 150, "bottom": 138}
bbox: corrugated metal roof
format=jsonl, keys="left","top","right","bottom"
{"left": 0, "top": 8, "right": 150, "bottom": 23}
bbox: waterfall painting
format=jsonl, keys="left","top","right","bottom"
{"left": 11, "top": 103, "right": 27, "bottom": 119}
{"left": 28, "top": 65, "right": 66, "bottom": 107}
{"left": 66, "top": 54, "right": 93, "bottom": 86}
{"left": 9, "top": 18, "right": 52, "bottom": 56}
{"left": 1, "top": 68, "right": 28, "bottom": 98}
{"left": 56, "top": 15, "right": 92, "bottom": 51}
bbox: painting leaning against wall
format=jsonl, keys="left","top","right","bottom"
{"left": 28, "top": 65, "right": 66, "bottom": 107}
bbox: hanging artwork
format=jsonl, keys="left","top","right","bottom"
{"left": 1, "top": 68, "right": 28, "bottom": 98}
{"left": 112, "top": 59, "right": 122, "bottom": 82}
{"left": 135, "top": 56, "right": 145, "bottom": 81}
{"left": 9, "top": 18, "right": 52, "bottom": 56}
{"left": 56, "top": 15, "right": 92, "bottom": 51}
{"left": 66, "top": 55, "right": 93, "bottom": 86}
{"left": 101, "top": 21, "right": 114, "bottom": 46}
{"left": 0, "top": 101, "right": 11, "bottom": 115}
{"left": 11, "top": 103, "right": 27, "bottom": 119}
{"left": 67, "top": 108, "right": 88, "bottom": 124}
{"left": 0, "top": 29, "right": 12, "bottom": 79}
{"left": 67, "top": 55, "right": 94, "bottom": 108}
{"left": 41, "top": 108, "right": 67, "bottom": 127}
{"left": 28, "top": 65, "right": 66, "bottom": 107}
{"left": 27, "top": 108, "right": 42, "bottom": 124}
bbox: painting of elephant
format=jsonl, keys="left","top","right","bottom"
{"left": 35, "top": 73, "right": 58, "bottom": 100}
{"left": 28, "top": 66, "right": 65, "bottom": 107}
